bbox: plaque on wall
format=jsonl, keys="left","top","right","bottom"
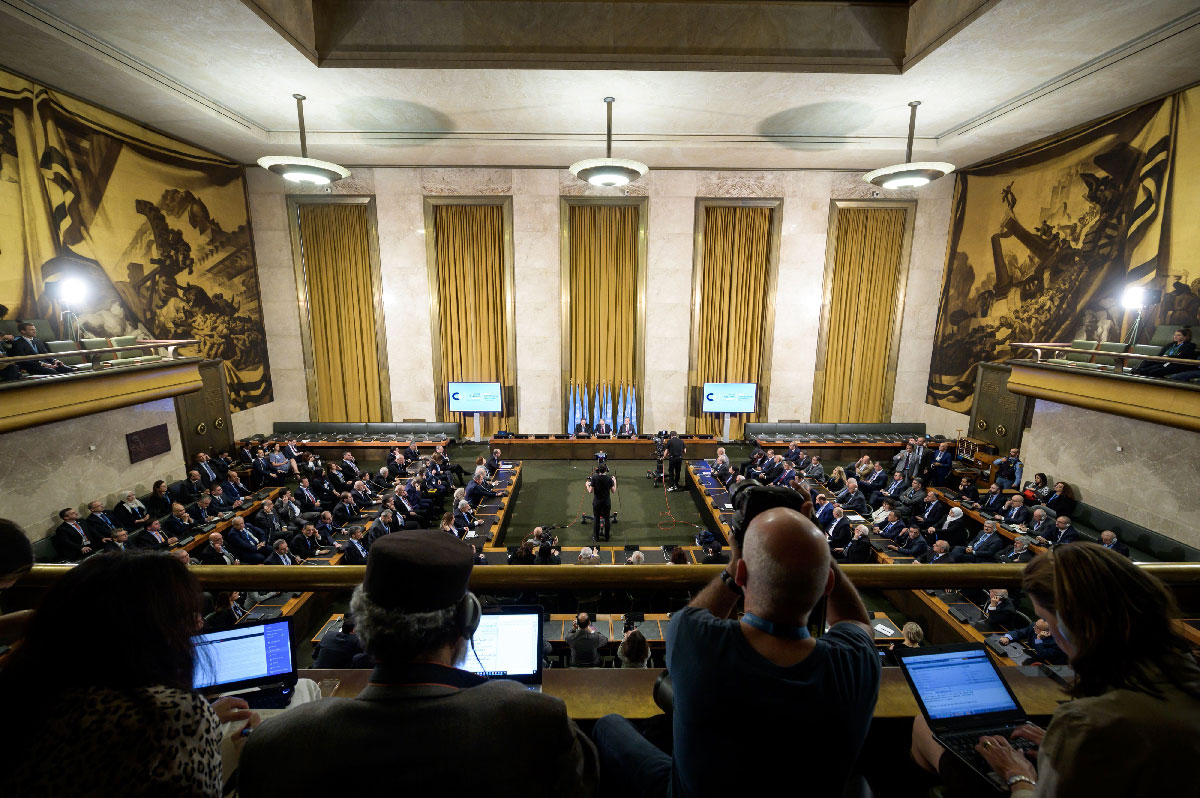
{"left": 968, "top": 363, "right": 1033, "bottom": 452}
{"left": 127, "top": 423, "right": 171, "bottom": 464}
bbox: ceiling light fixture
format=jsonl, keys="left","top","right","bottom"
{"left": 569, "top": 97, "right": 648, "bottom": 187}
{"left": 257, "top": 94, "right": 350, "bottom": 186}
{"left": 863, "top": 101, "right": 954, "bottom": 190}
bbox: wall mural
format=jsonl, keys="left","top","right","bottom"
{"left": 927, "top": 85, "right": 1200, "bottom": 413}
{"left": 0, "top": 68, "right": 271, "bottom": 411}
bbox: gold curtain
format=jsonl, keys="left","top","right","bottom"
{"left": 432, "top": 204, "right": 513, "bottom": 436}
{"left": 296, "top": 203, "right": 383, "bottom": 422}
{"left": 814, "top": 207, "right": 907, "bottom": 422}
{"left": 691, "top": 206, "right": 773, "bottom": 438}
{"left": 567, "top": 205, "right": 639, "bottom": 422}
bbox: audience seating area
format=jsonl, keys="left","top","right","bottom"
{"left": 1033, "top": 327, "right": 1199, "bottom": 379}
{"left": 743, "top": 421, "right": 937, "bottom": 444}
{"left": 267, "top": 421, "right": 460, "bottom": 442}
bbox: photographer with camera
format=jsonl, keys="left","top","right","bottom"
{"left": 585, "top": 463, "right": 616, "bottom": 543}
{"left": 665, "top": 431, "right": 686, "bottom": 490}
{"left": 592, "top": 481, "right": 880, "bottom": 798}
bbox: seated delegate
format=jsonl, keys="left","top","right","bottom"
{"left": 911, "top": 542, "right": 1200, "bottom": 795}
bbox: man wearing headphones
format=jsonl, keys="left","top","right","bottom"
{"left": 240, "top": 531, "right": 599, "bottom": 796}
{"left": 592, "top": 481, "right": 880, "bottom": 797}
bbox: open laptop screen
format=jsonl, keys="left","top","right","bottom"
{"left": 192, "top": 618, "right": 294, "bottom": 691}
{"left": 465, "top": 609, "right": 542, "bottom": 683}
{"left": 902, "top": 647, "right": 1019, "bottom": 720}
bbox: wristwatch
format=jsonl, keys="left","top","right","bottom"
{"left": 720, "top": 568, "right": 743, "bottom": 596}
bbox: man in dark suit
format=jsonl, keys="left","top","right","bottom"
{"left": 998, "top": 536, "right": 1035, "bottom": 563}
{"left": 961, "top": 520, "right": 1007, "bottom": 563}
{"left": 712, "top": 455, "right": 732, "bottom": 484}
{"left": 1000, "top": 619, "right": 1068, "bottom": 665}
{"left": 226, "top": 516, "right": 269, "bottom": 564}
{"left": 485, "top": 449, "right": 503, "bottom": 476}
{"left": 871, "top": 471, "right": 907, "bottom": 509}
{"left": 758, "top": 454, "right": 784, "bottom": 485}
{"left": 1000, "top": 494, "right": 1031, "bottom": 526}
{"left": 860, "top": 464, "right": 888, "bottom": 497}
{"left": 888, "top": 526, "right": 928, "bottom": 559}
{"left": 924, "top": 540, "right": 958, "bottom": 564}
{"left": 238, "top": 532, "right": 598, "bottom": 796}
{"left": 1037, "top": 514, "right": 1079, "bottom": 546}
{"left": 834, "top": 524, "right": 872, "bottom": 563}
{"left": 53, "top": 507, "right": 100, "bottom": 560}
{"left": 333, "top": 493, "right": 362, "bottom": 527}
{"left": 771, "top": 462, "right": 797, "bottom": 487}
{"left": 315, "top": 511, "right": 341, "bottom": 541}
{"left": 291, "top": 523, "right": 330, "bottom": 560}
{"left": 313, "top": 615, "right": 366, "bottom": 669}
{"left": 295, "top": 478, "right": 322, "bottom": 513}
{"left": 953, "top": 476, "right": 980, "bottom": 502}
{"left": 665, "top": 432, "right": 686, "bottom": 490}
{"left": 875, "top": 511, "right": 906, "bottom": 541}
{"left": 195, "top": 453, "right": 222, "bottom": 488}
{"left": 925, "top": 442, "right": 953, "bottom": 487}
{"left": 572, "top": 419, "right": 592, "bottom": 437}
{"left": 912, "top": 491, "right": 947, "bottom": 527}
{"left": 102, "top": 529, "right": 132, "bottom": 553}
{"left": 835, "top": 480, "right": 869, "bottom": 516}
{"left": 813, "top": 495, "right": 835, "bottom": 527}
{"left": 339, "top": 452, "right": 363, "bottom": 482}
{"left": 982, "top": 589, "right": 1019, "bottom": 627}
{"left": 253, "top": 451, "right": 285, "bottom": 488}
{"left": 1099, "top": 530, "right": 1131, "bottom": 557}
{"left": 825, "top": 507, "right": 852, "bottom": 552}
{"left": 465, "top": 473, "right": 504, "bottom": 509}
{"left": 895, "top": 477, "right": 925, "bottom": 518}
{"left": 342, "top": 527, "right": 369, "bottom": 564}
{"left": 9, "top": 322, "right": 72, "bottom": 374}
{"left": 175, "top": 471, "right": 207, "bottom": 504}
{"left": 350, "top": 481, "right": 380, "bottom": 508}
{"left": 221, "top": 472, "right": 249, "bottom": 504}
{"left": 263, "top": 539, "right": 299, "bottom": 565}
{"left": 196, "top": 531, "right": 237, "bottom": 565}
{"left": 209, "top": 484, "right": 239, "bottom": 513}
{"left": 133, "top": 519, "right": 178, "bottom": 550}
{"left": 979, "top": 483, "right": 1007, "bottom": 514}
{"left": 367, "top": 511, "right": 394, "bottom": 548}
{"left": 83, "top": 500, "right": 120, "bottom": 545}
{"left": 185, "top": 494, "right": 216, "bottom": 525}
{"left": 617, "top": 417, "right": 635, "bottom": 436}
{"left": 162, "top": 503, "right": 196, "bottom": 539}
{"left": 593, "top": 417, "right": 611, "bottom": 436}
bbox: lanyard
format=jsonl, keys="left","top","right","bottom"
{"left": 742, "top": 613, "right": 811, "bottom": 639}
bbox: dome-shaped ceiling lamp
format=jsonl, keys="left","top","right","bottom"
{"left": 569, "top": 97, "right": 649, "bottom": 187}
{"left": 863, "top": 101, "right": 954, "bottom": 190}
{"left": 257, "top": 94, "right": 350, "bottom": 185}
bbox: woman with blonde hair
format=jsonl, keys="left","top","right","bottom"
{"left": 826, "top": 466, "right": 848, "bottom": 494}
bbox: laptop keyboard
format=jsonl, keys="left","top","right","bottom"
{"left": 939, "top": 727, "right": 1036, "bottom": 771}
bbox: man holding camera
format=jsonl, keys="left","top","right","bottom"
{"left": 665, "top": 431, "right": 686, "bottom": 490}
{"left": 592, "top": 501, "right": 879, "bottom": 797}
{"left": 586, "top": 463, "right": 616, "bottom": 543}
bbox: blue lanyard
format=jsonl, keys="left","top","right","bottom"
{"left": 742, "top": 613, "right": 811, "bottom": 639}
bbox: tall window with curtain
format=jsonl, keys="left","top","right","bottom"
{"left": 689, "top": 205, "right": 774, "bottom": 438}
{"left": 566, "top": 204, "right": 640, "bottom": 428}
{"left": 813, "top": 206, "right": 909, "bottom": 423}
{"left": 430, "top": 203, "right": 515, "bottom": 436}
{"left": 295, "top": 202, "right": 387, "bottom": 422}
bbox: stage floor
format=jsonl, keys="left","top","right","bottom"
{"left": 497, "top": 458, "right": 707, "bottom": 550}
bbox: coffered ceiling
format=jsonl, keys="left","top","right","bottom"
{"left": 0, "top": 0, "right": 1197, "bottom": 170}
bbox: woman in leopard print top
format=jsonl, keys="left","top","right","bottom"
{"left": 0, "top": 552, "right": 244, "bottom": 796}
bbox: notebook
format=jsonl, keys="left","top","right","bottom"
{"left": 464, "top": 606, "right": 545, "bottom": 691}
{"left": 898, "top": 644, "right": 1036, "bottom": 790}
{"left": 192, "top": 618, "right": 297, "bottom": 708}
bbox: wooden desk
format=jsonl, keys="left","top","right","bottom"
{"left": 297, "top": 666, "right": 1066, "bottom": 721}
{"left": 479, "top": 464, "right": 522, "bottom": 550}
{"left": 488, "top": 437, "right": 720, "bottom": 460}
{"left": 931, "top": 488, "right": 1048, "bottom": 555}
{"left": 182, "top": 487, "right": 283, "bottom": 553}
{"left": 689, "top": 461, "right": 733, "bottom": 545}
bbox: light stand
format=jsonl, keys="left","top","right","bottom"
{"left": 1122, "top": 285, "right": 1146, "bottom": 346}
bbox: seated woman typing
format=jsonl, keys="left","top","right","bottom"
{"left": 910, "top": 542, "right": 1200, "bottom": 796}
{"left": 0, "top": 552, "right": 261, "bottom": 797}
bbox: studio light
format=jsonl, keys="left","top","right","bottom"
{"left": 55, "top": 277, "right": 88, "bottom": 307}
{"left": 569, "top": 97, "right": 649, "bottom": 187}
{"left": 1122, "top": 284, "right": 1146, "bottom": 310}
{"left": 257, "top": 94, "right": 350, "bottom": 185}
{"left": 863, "top": 101, "right": 955, "bottom": 190}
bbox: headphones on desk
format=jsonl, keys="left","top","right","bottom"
{"left": 728, "top": 479, "right": 811, "bottom": 546}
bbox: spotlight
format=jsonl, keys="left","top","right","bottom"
{"left": 56, "top": 277, "right": 88, "bottom": 306}
{"left": 1121, "top": 285, "right": 1146, "bottom": 310}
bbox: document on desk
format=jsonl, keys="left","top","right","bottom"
{"left": 874, "top": 622, "right": 898, "bottom": 636}
{"left": 846, "top": 513, "right": 866, "bottom": 523}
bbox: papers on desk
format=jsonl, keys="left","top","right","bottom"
{"left": 846, "top": 513, "right": 867, "bottom": 523}
{"left": 873, "top": 622, "right": 898, "bottom": 637}
{"left": 723, "top": 503, "right": 733, "bottom": 510}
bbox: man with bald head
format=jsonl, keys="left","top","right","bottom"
{"left": 592, "top": 505, "right": 879, "bottom": 797}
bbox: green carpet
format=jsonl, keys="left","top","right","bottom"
{"left": 500, "top": 459, "right": 707, "bottom": 548}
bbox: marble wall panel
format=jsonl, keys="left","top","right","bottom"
{"left": 1022, "top": 401, "right": 1199, "bottom": 549}
{"left": 0, "top": 399, "right": 186, "bottom": 541}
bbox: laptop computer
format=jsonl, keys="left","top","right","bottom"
{"left": 898, "top": 644, "right": 1036, "bottom": 790}
{"left": 192, "top": 617, "right": 298, "bottom": 709}
{"left": 463, "top": 605, "right": 545, "bottom": 691}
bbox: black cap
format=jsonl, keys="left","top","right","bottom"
{"left": 363, "top": 531, "right": 473, "bottom": 612}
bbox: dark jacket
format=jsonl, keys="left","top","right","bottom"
{"left": 312, "top": 630, "right": 366, "bottom": 669}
